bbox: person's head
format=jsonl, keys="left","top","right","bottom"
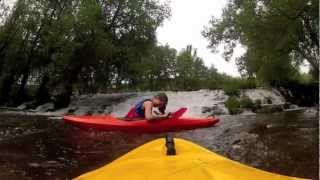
{"left": 152, "top": 93, "right": 168, "bottom": 113}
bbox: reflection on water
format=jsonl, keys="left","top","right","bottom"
{"left": 0, "top": 109, "right": 318, "bottom": 180}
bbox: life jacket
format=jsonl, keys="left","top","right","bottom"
{"left": 125, "top": 99, "right": 151, "bottom": 118}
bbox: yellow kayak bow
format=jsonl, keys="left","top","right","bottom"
{"left": 76, "top": 138, "right": 306, "bottom": 180}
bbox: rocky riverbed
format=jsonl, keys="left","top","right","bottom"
{"left": 1, "top": 89, "right": 307, "bottom": 117}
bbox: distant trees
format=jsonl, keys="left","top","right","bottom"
{"left": 203, "top": 0, "right": 319, "bottom": 86}
{"left": 0, "top": 0, "right": 227, "bottom": 108}
{"left": 176, "top": 45, "right": 208, "bottom": 90}
{"left": 121, "top": 44, "right": 226, "bottom": 91}
{"left": 139, "top": 45, "right": 177, "bottom": 90}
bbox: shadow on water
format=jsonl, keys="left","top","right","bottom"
{"left": 0, "top": 109, "right": 318, "bottom": 180}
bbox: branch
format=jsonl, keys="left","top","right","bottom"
{"left": 273, "top": 4, "right": 307, "bottom": 20}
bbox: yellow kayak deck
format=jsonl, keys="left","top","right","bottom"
{"left": 76, "top": 138, "right": 306, "bottom": 180}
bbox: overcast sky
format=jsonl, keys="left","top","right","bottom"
{"left": 157, "top": 0, "right": 243, "bottom": 76}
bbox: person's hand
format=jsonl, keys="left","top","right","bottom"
{"left": 153, "top": 110, "right": 160, "bottom": 115}
{"left": 166, "top": 112, "right": 172, "bottom": 118}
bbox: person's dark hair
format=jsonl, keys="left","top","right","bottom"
{"left": 155, "top": 93, "right": 168, "bottom": 114}
{"left": 155, "top": 93, "right": 168, "bottom": 104}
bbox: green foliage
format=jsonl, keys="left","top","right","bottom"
{"left": 295, "top": 73, "right": 316, "bottom": 85}
{"left": 203, "top": 0, "right": 319, "bottom": 85}
{"left": 175, "top": 45, "right": 209, "bottom": 90}
{"left": 136, "top": 44, "right": 177, "bottom": 90}
{"left": 1, "top": 0, "right": 237, "bottom": 106}
{"left": 205, "top": 66, "right": 224, "bottom": 89}
{"left": 226, "top": 96, "right": 259, "bottom": 114}
{"left": 239, "top": 96, "right": 254, "bottom": 109}
{"left": 5, "top": 0, "right": 316, "bottom": 108}
{"left": 0, "top": 0, "right": 171, "bottom": 106}
{"left": 225, "top": 96, "right": 242, "bottom": 114}
{"left": 223, "top": 82, "right": 240, "bottom": 96}
{"left": 223, "top": 77, "right": 258, "bottom": 96}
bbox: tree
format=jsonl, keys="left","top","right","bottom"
{"left": 176, "top": 45, "right": 209, "bottom": 90}
{"left": 138, "top": 44, "right": 177, "bottom": 90}
{"left": 203, "top": 0, "right": 319, "bottom": 85}
{"left": 0, "top": 0, "right": 170, "bottom": 107}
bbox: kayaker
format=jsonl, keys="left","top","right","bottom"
{"left": 125, "top": 93, "right": 171, "bottom": 120}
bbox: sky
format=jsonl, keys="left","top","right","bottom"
{"left": 156, "top": 0, "right": 244, "bottom": 77}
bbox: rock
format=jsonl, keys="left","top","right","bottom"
{"left": 232, "top": 139, "right": 241, "bottom": 145}
{"left": 35, "top": 103, "right": 55, "bottom": 112}
{"left": 41, "top": 161, "right": 64, "bottom": 168}
{"left": 212, "top": 106, "right": 228, "bottom": 115}
{"left": 45, "top": 172, "right": 53, "bottom": 176}
{"left": 283, "top": 107, "right": 306, "bottom": 112}
{"left": 263, "top": 97, "right": 273, "bottom": 104}
{"left": 28, "top": 163, "right": 41, "bottom": 168}
{"left": 97, "top": 109, "right": 105, "bottom": 114}
{"left": 48, "top": 116, "right": 63, "bottom": 120}
{"left": 201, "top": 107, "right": 212, "bottom": 113}
{"left": 201, "top": 105, "right": 228, "bottom": 115}
{"left": 241, "top": 110, "right": 256, "bottom": 115}
{"left": 242, "top": 89, "right": 286, "bottom": 105}
{"left": 25, "top": 101, "right": 37, "bottom": 109}
{"left": 85, "top": 110, "right": 94, "bottom": 115}
{"left": 256, "top": 104, "right": 284, "bottom": 113}
{"left": 213, "top": 93, "right": 228, "bottom": 101}
{"left": 67, "top": 107, "right": 78, "bottom": 114}
{"left": 57, "top": 157, "right": 67, "bottom": 161}
{"left": 232, "top": 144, "right": 241, "bottom": 149}
{"left": 288, "top": 104, "right": 299, "bottom": 109}
{"left": 103, "top": 107, "right": 112, "bottom": 114}
{"left": 17, "top": 104, "right": 27, "bottom": 110}
{"left": 266, "top": 124, "right": 273, "bottom": 129}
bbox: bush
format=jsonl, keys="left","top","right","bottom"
{"left": 295, "top": 73, "right": 314, "bottom": 85}
{"left": 225, "top": 96, "right": 242, "bottom": 114}
{"left": 222, "top": 78, "right": 258, "bottom": 96}
{"left": 238, "top": 78, "right": 257, "bottom": 89}
{"left": 239, "top": 96, "right": 254, "bottom": 109}
{"left": 225, "top": 96, "right": 264, "bottom": 114}
{"left": 223, "top": 83, "right": 240, "bottom": 96}
{"left": 252, "top": 99, "right": 262, "bottom": 112}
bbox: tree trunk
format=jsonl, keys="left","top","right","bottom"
{"left": 0, "top": 73, "right": 14, "bottom": 105}
{"left": 35, "top": 74, "right": 50, "bottom": 105}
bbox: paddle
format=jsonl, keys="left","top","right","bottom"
{"left": 170, "top": 107, "right": 187, "bottom": 119}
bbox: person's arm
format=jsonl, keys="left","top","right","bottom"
{"left": 144, "top": 101, "right": 169, "bottom": 120}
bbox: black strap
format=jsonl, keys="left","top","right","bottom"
{"left": 165, "top": 134, "right": 176, "bottom": 156}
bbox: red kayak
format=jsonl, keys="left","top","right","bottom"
{"left": 63, "top": 108, "right": 219, "bottom": 133}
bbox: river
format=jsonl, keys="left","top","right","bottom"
{"left": 0, "top": 91, "right": 318, "bottom": 180}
